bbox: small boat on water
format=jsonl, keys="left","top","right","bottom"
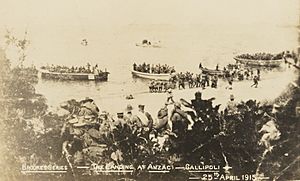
{"left": 135, "top": 39, "right": 162, "bottom": 48}
{"left": 131, "top": 70, "right": 172, "bottom": 81}
{"left": 234, "top": 53, "right": 284, "bottom": 67}
{"left": 199, "top": 67, "right": 224, "bottom": 76}
{"left": 234, "top": 57, "right": 283, "bottom": 67}
{"left": 40, "top": 68, "right": 109, "bottom": 81}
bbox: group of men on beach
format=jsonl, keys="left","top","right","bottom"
{"left": 149, "top": 67, "right": 260, "bottom": 93}
{"left": 148, "top": 72, "right": 219, "bottom": 93}
{"left": 176, "top": 72, "right": 218, "bottom": 89}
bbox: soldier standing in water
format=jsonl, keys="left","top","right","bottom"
{"left": 251, "top": 75, "right": 259, "bottom": 88}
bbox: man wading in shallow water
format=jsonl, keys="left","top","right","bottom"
{"left": 251, "top": 75, "right": 259, "bottom": 88}
{"left": 166, "top": 88, "right": 175, "bottom": 104}
{"left": 226, "top": 76, "right": 233, "bottom": 90}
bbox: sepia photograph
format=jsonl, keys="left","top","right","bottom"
{"left": 0, "top": 0, "right": 299, "bottom": 180}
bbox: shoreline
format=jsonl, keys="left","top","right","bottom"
{"left": 51, "top": 65, "right": 299, "bottom": 117}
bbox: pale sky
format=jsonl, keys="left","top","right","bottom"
{"left": 0, "top": 0, "right": 298, "bottom": 28}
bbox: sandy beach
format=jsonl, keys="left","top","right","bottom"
{"left": 90, "top": 65, "right": 298, "bottom": 117}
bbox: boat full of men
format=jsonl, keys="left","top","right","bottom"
{"left": 40, "top": 63, "right": 109, "bottom": 81}
{"left": 133, "top": 62, "right": 176, "bottom": 74}
{"left": 41, "top": 63, "right": 106, "bottom": 74}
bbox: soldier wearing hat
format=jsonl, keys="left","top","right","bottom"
{"left": 137, "top": 104, "right": 153, "bottom": 129}
{"left": 78, "top": 98, "right": 100, "bottom": 117}
{"left": 191, "top": 91, "right": 216, "bottom": 114}
{"left": 124, "top": 104, "right": 133, "bottom": 122}
{"left": 169, "top": 102, "right": 190, "bottom": 136}
{"left": 155, "top": 104, "right": 169, "bottom": 130}
{"left": 272, "top": 104, "right": 281, "bottom": 114}
{"left": 138, "top": 104, "right": 145, "bottom": 109}
{"left": 124, "top": 104, "right": 140, "bottom": 126}
{"left": 166, "top": 88, "right": 174, "bottom": 104}
{"left": 225, "top": 94, "right": 237, "bottom": 115}
{"left": 114, "top": 112, "right": 125, "bottom": 126}
{"left": 125, "top": 104, "right": 133, "bottom": 114}
{"left": 191, "top": 91, "right": 205, "bottom": 113}
{"left": 221, "top": 94, "right": 238, "bottom": 133}
{"left": 117, "top": 112, "right": 124, "bottom": 119}
{"left": 230, "top": 94, "right": 234, "bottom": 101}
{"left": 195, "top": 91, "right": 202, "bottom": 100}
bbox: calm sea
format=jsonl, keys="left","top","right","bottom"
{"left": 29, "top": 24, "right": 297, "bottom": 110}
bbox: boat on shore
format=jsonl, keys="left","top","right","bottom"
{"left": 131, "top": 70, "right": 171, "bottom": 81}
{"left": 234, "top": 57, "right": 283, "bottom": 67}
{"left": 199, "top": 67, "right": 224, "bottom": 76}
{"left": 40, "top": 69, "right": 109, "bottom": 81}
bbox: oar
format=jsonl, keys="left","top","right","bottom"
{"left": 179, "top": 98, "right": 193, "bottom": 108}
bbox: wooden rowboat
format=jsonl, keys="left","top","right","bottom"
{"left": 199, "top": 67, "right": 224, "bottom": 76}
{"left": 234, "top": 57, "right": 283, "bottom": 67}
{"left": 40, "top": 69, "right": 109, "bottom": 81}
{"left": 135, "top": 43, "right": 161, "bottom": 48}
{"left": 135, "top": 40, "right": 162, "bottom": 48}
{"left": 131, "top": 70, "right": 171, "bottom": 81}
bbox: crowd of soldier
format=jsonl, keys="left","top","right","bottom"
{"left": 149, "top": 67, "right": 262, "bottom": 93}
{"left": 61, "top": 98, "right": 159, "bottom": 166}
{"left": 148, "top": 72, "right": 219, "bottom": 93}
{"left": 149, "top": 80, "right": 175, "bottom": 93}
